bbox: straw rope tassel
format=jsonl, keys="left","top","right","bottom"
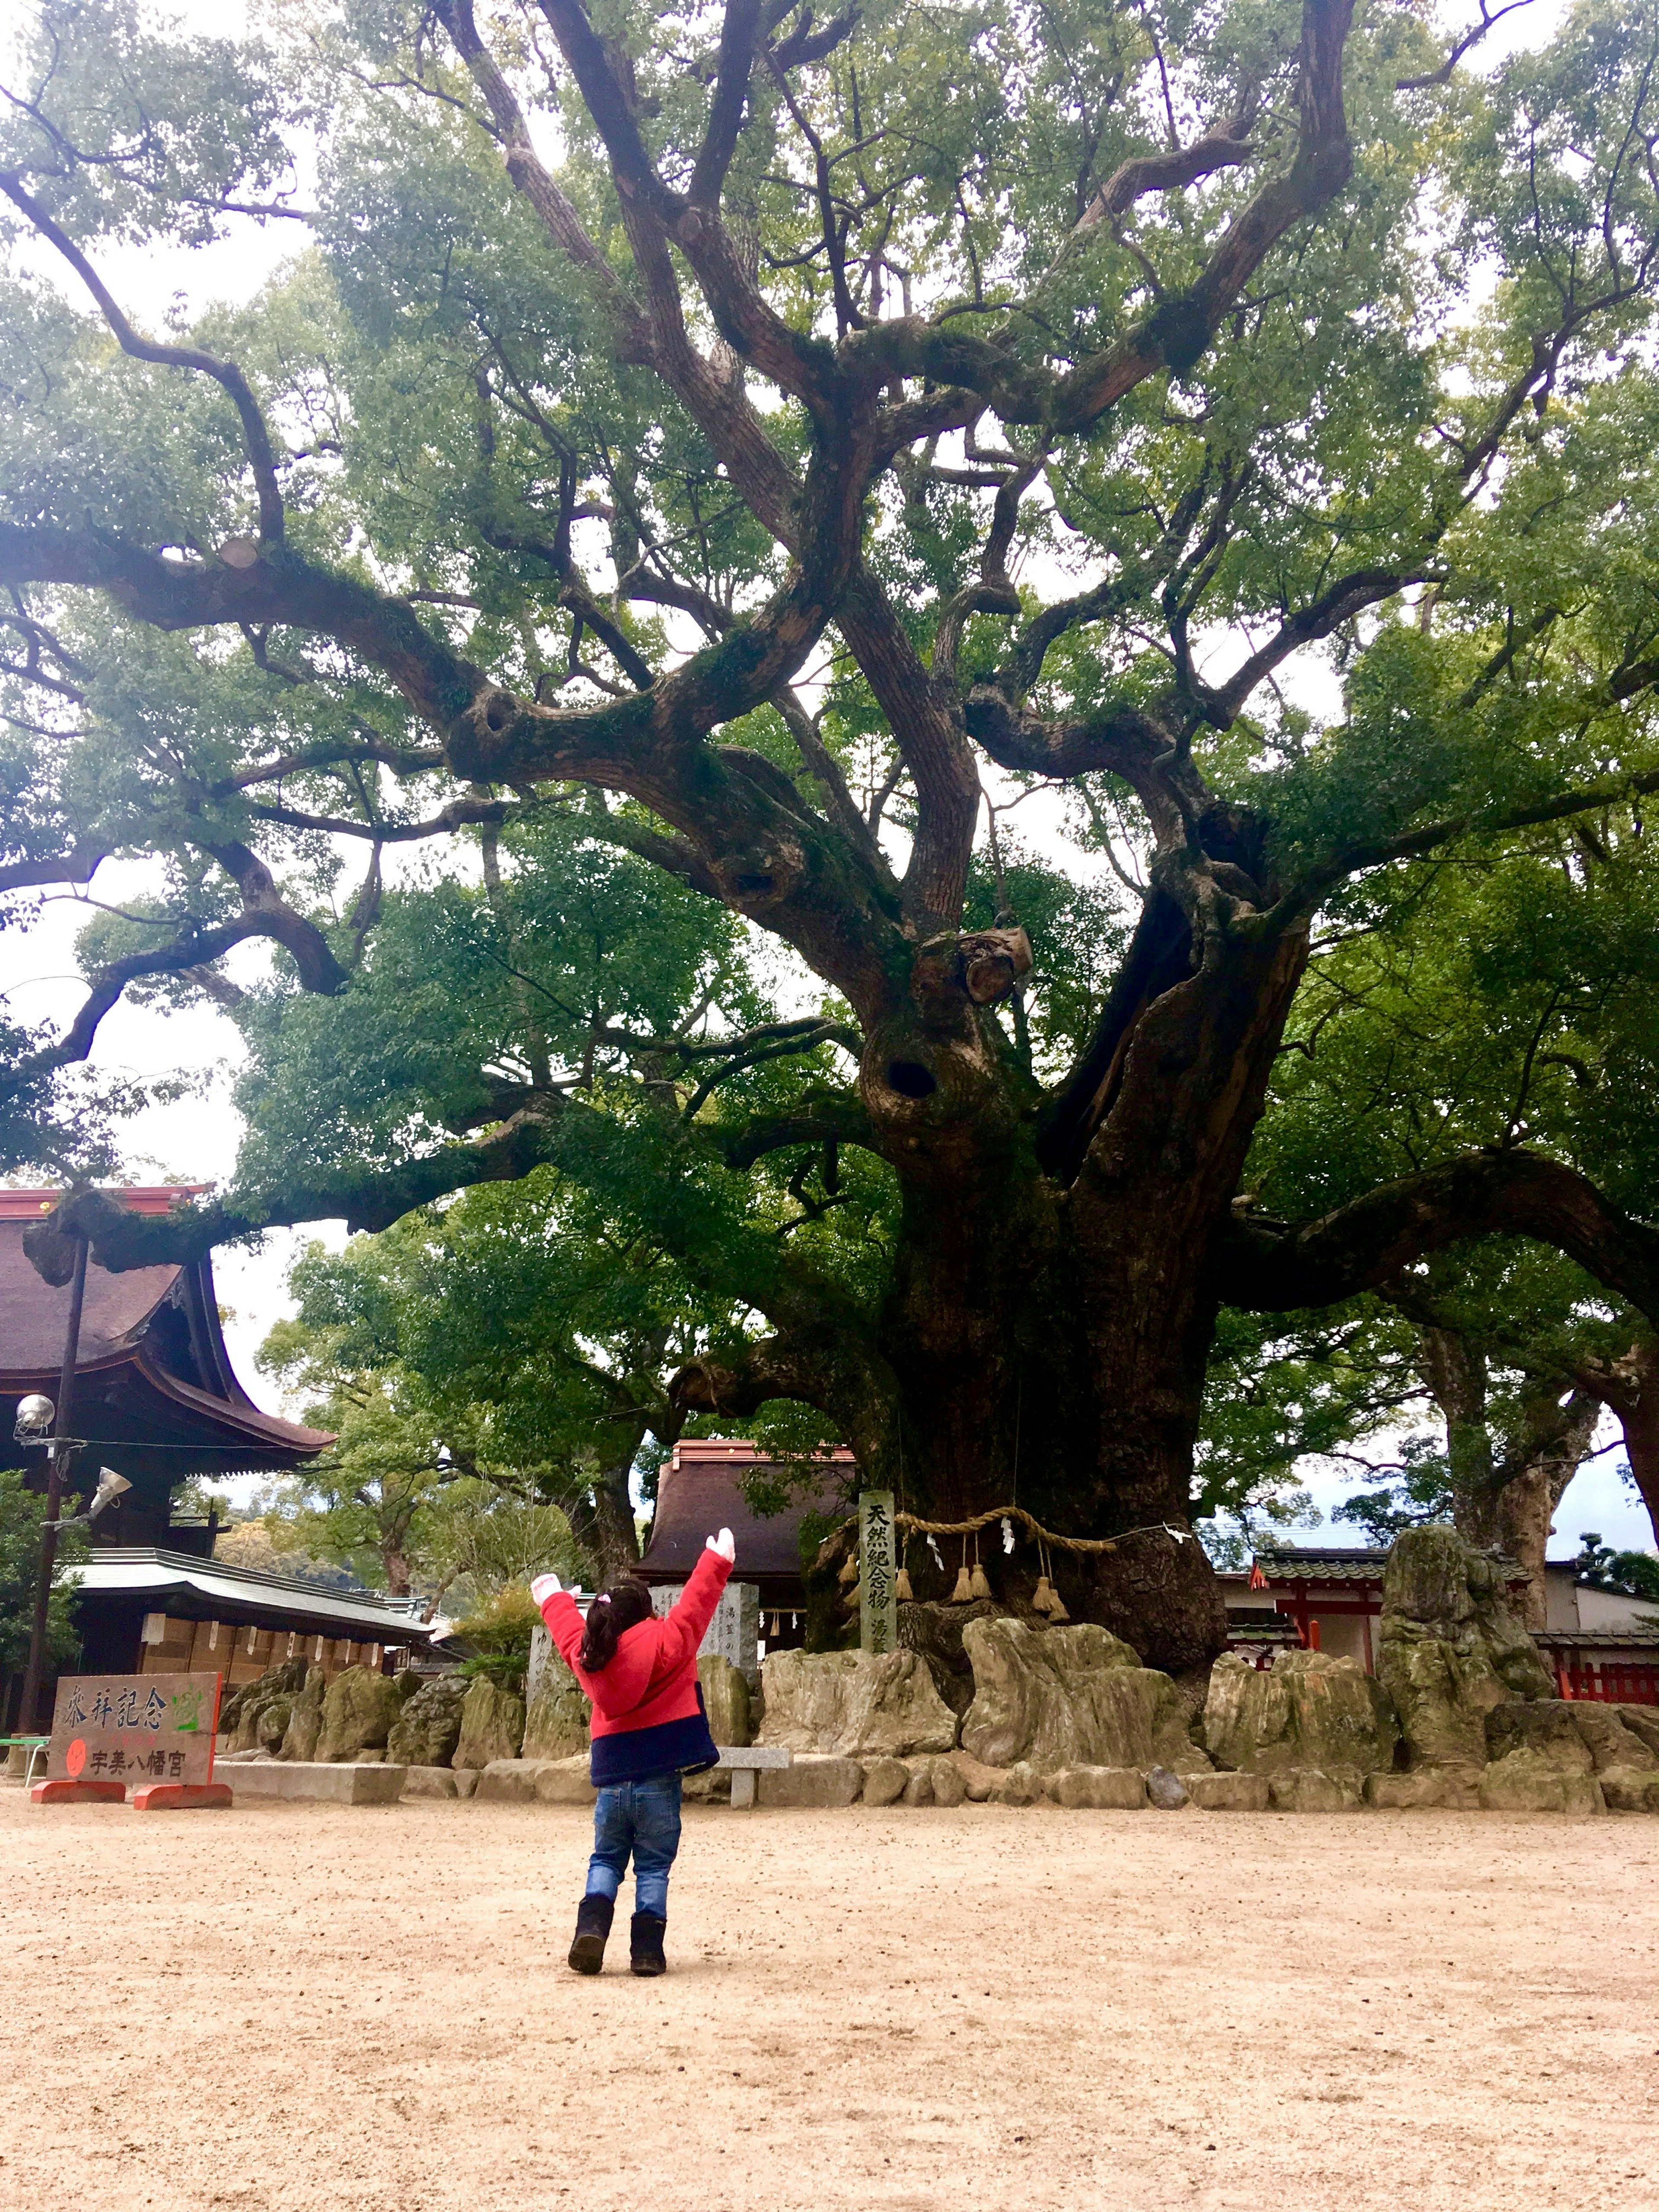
{"left": 1046, "top": 1541, "right": 1071, "bottom": 1624}
{"left": 949, "top": 1535, "right": 973, "bottom": 1604}
{"left": 895, "top": 1537, "right": 914, "bottom": 1604}
{"left": 1032, "top": 1536, "right": 1055, "bottom": 1617}
{"left": 969, "top": 1526, "right": 992, "bottom": 1602}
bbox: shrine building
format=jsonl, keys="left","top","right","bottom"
{"left": 1, "top": 1187, "right": 429, "bottom": 1729}
{"left": 637, "top": 1436, "right": 856, "bottom": 1649}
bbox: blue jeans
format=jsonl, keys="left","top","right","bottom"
{"left": 585, "top": 1773, "right": 683, "bottom": 1918}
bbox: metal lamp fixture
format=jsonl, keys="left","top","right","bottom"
{"left": 45, "top": 1466, "right": 132, "bottom": 1532}
{"left": 88, "top": 1467, "right": 132, "bottom": 1519}
{"left": 13, "top": 1393, "right": 55, "bottom": 1444}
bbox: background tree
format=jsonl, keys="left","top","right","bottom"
{"left": 7, "top": 0, "right": 1659, "bottom": 1669}
{"left": 0, "top": 1468, "right": 87, "bottom": 1709}
{"left": 255, "top": 1169, "right": 749, "bottom": 1583}
{"left": 1220, "top": 776, "right": 1659, "bottom": 1615}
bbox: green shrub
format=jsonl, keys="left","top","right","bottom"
{"left": 450, "top": 1582, "right": 541, "bottom": 1693}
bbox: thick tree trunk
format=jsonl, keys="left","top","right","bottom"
{"left": 568, "top": 1458, "right": 642, "bottom": 1589}
{"left": 1424, "top": 1328, "right": 1599, "bottom": 1628}
{"left": 1484, "top": 1399, "right": 1600, "bottom": 1631}
{"left": 1618, "top": 1342, "right": 1659, "bottom": 1542}
{"left": 838, "top": 889, "right": 1309, "bottom": 1675}
{"left": 1577, "top": 1335, "right": 1659, "bottom": 1549}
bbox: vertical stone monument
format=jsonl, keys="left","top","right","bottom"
{"left": 651, "top": 1580, "right": 760, "bottom": 1688}
{"left": 859, "top": 1489, "right": 898, "bottom": 1655}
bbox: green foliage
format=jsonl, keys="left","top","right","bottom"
{"left": 451, "top": 1581, "right": 542, "bottom": 1691}
{"left": 1331, "top": 1438, "right": 1457, "bottom": 1547}
{"left": 6, "top": 0, "right": 1659, "bottom": 1558}
{"left": 0, "top": 1468, "right": 87, "bottom": 1681}
{"left": 1572, "top": 1532, "right": 1659, "bottom": 1601}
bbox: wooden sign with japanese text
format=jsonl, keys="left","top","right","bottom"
{"left": 48, "top": 1672, "right": 222, "bottom": 1789}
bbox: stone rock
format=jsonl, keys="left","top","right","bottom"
{"left": 1614, "top": 1705, "right": 1659, "bottom": 1763}
{"left": 682, "top": 1766, "right": 732, "bottom": 1803}
{"left": 1203, "top": 1652, "right": 1398, "bottom": 1778}
{"left": 1052, "top": 1765, "right": 1147, "bottom": 1811}
{"left": 988, "top": 1760, "right": 1046, "bottom": 1806}
{"left": 254, "top": 1697, "right": 292, "bottom": 1754}
{"left": 1478, "top": 1751, "right": 1604, "bottom": 1815}
{"left": 1145, "top": 1765, "right": 1190, "bottom": 1810}
{"left": 861, "top": 1756, "right": 910, "bottom": 1807}
{"left": 897, "top": 1597, "right": 1007, "bottom": 1713}
{"left": 316, "top": 1665, "right": 404, "bottom": 1762}
{"left": 959, "top": 1619, "right": 1210, "bottom": 1775}
{"left": 534, "top": 1754, "right": 597, "bottom": 1806}
{"left": 945, "top": 1749, "right": 1004, "bottom": 1801}
{"left": 402, "top": 1765, "right": 460, "bottom": 1799}
{"left": 697, "top": 1655, "right": 751, "bottom": 1748}
{"left": 758, "top": 1648, "right": 957, "bottom": 1758}
{"left": 475, "top": 1758, "right": 546, "bottom": 1803}
{"left": 279, "top": 1669, "right": 326, "bottom": 1762}
{"left": 454, "top": 1678, "right": 525, "bottom": 1770}
{"left": 756, "top": 1754, "right": 864, "bottom": 1808}
{"left": 1596, "top": 1765, "right": 1659, "bottom": 1812}
{"left": 1562, "top": 1703, "right": 1656, "bottom": 1774}
{"left": 901, "top": 1766, "right": 934, "bottom": 1807}
{"left": 451, "top": 1767, "right": 480, "bottom": 1800}
{"left": 928, "top": 1755, "right": 967, "bottom": 1808}
{"left": 1484, "top": 1700, "right": 1594, "bottom": 1775}
{"left": 1378, "top": 1527, "right": 1554, "bottom": 1773}
{"left": 223, "top": 1658, "right": 308, "bottom": 1750}
{"left": 520, "top": 1648, "right": 590, "bottom": 1763}
{"left": 1187, "top": 1770, "right": 1271, "bottom": 1812}
{"left": 1268, "top": 1768, "right": 1360, "bottom": 1812}
{"left": 1364, "top": 1769, "right": 1480, "bottom": 1810}
{"left": 387, "top": 1674, "right": 470, "bottom": 1769}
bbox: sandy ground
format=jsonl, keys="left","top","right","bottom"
{"left": 1, "top": 1788, "right": 1655, "bottom": 2212}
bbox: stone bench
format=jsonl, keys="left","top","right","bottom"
{"left": 716, "top": 1745, "right": 790, "bottom": 1807}
{"left": 226, "top": 1761, "right": 406, "bottom": 1806}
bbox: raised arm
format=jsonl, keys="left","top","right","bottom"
{"left": 654, "top": 1541, "right": 736, "bottom": 1672}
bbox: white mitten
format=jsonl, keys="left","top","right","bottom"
{"left": 530, "top": 1572, "right": 563, "bottom": 1607}
{"left": 706, "top": 1527, "right": 737, "bottom": 1563}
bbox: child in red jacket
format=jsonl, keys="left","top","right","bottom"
{"left": 532, "top": 1527, "right": 735, "bottom": 1977}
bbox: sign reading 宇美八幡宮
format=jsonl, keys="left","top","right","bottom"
{"left": 46, "top": 1673, "right": 222, "bottom": 1788}
{"left": 859, "top": 1489, "right": 898, "bottom": 1655}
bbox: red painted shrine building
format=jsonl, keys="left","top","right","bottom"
{"left": 1221, "top": 1541, "right": 1659, "bottom": 1703}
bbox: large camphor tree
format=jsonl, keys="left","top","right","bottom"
{"left": 6, "top": 0, "right": 1659, "bottom": 1669}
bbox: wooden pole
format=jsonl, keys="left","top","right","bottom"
{"left": 18, "top": 1233, "right": 88, "bottom": 1734}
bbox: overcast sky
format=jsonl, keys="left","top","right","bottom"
{"left": 2, "top": 0, "right": 1650, "bottom": 1549}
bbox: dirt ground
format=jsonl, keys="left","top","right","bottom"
{"left": 1, "top": 1787, "right": 1654, "bottom": 2212}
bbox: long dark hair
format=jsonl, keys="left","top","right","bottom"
{"left": 577, "top": 1578, "right": 655, "bottom": 1671}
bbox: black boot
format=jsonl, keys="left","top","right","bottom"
{"left": 568, "top": 1892, "right": 614, "bottom": 1975}
{"left": 629, "top": 1911, "right": 667, "bottom": 1977}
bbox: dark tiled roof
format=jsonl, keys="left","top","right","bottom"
{"left": 1254, "top": 1542, "right": 1525, "bottom": 1585}
{"left": 0, "top": 1227, "right": 181, "bottom": 1370}
{"left": 637, "top": 1440, "right": 854, "bottom": 1588}
{"left": 1253, "top": 1545, "right": 1392, "bottom": 1584}
{"left": 0, "top": 1205, "right": 330, "bottom": 1462}
{"left": 1533, "top": 1626, "right": 1659, "bottom": 1648}
{"left": 66, "top": 1547, "right": 433, "bottom": 1639}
